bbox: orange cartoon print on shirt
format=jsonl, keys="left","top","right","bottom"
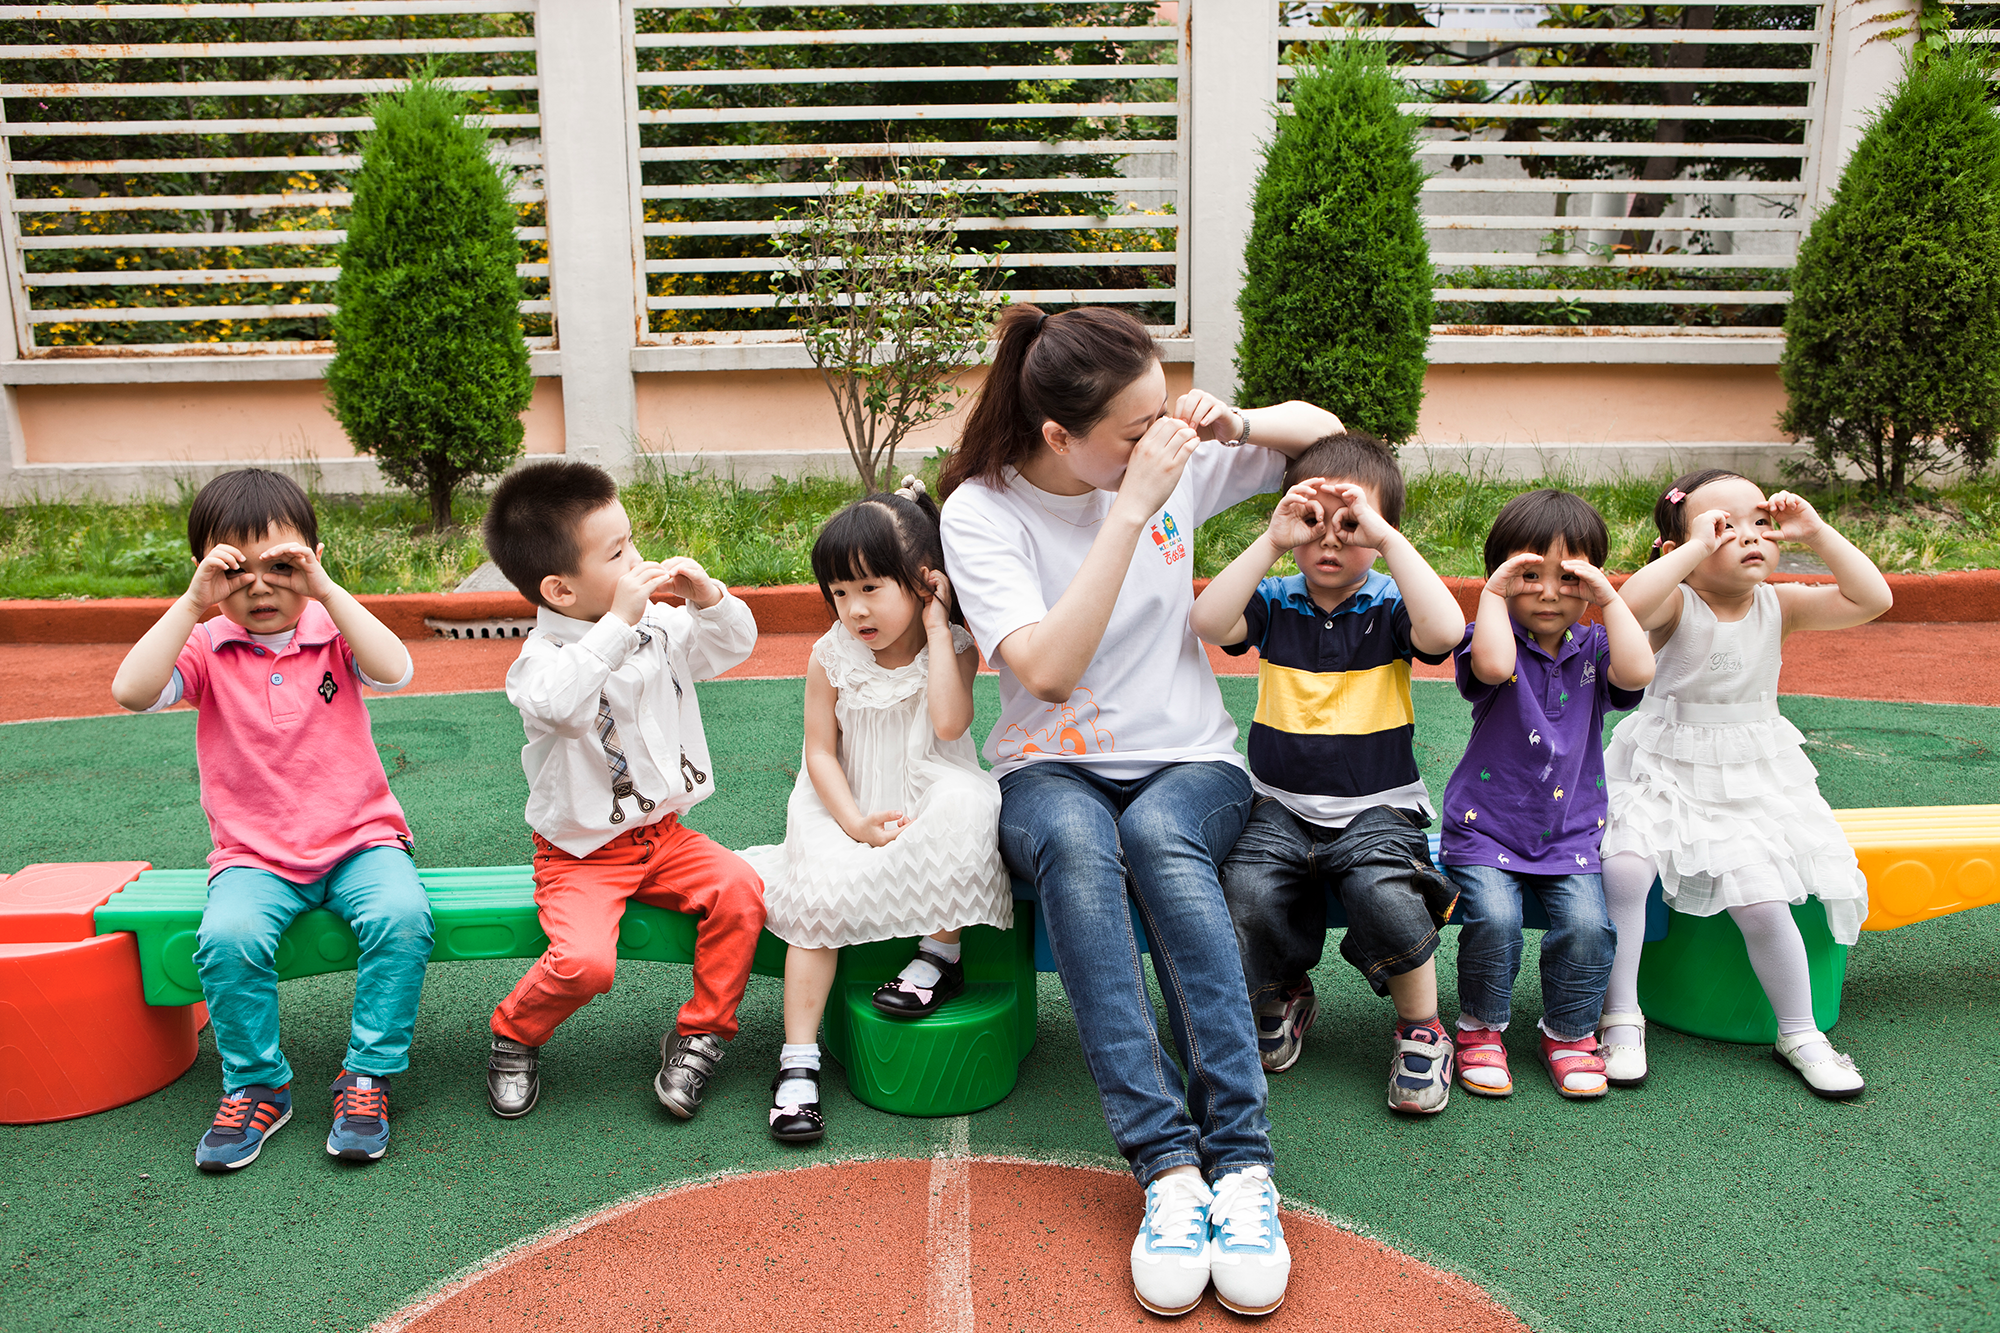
{"left": 999, "top": 687, "right": 1115, "bottom": 761}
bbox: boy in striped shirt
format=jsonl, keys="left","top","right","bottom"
{"left": 1190, "top": 432, "right": 1467, "bottom": 1115}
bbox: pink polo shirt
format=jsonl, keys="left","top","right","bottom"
{"left": 174, "top": 601, "right": 413, "bottom": 883}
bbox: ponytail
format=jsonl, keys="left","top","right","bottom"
{"left": 940, "top": 304, "right": 1160, "bottom": 499}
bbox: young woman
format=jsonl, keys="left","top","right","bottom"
{"left": 939, "top": 304, "right": 1340, "bottom": 1319}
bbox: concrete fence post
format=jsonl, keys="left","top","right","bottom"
{"left": 1807, "top": 0, "right": 1914, "bottom": 215}
{"left": 535, "top": 0, "right": 642, "bottom": 471}
{"left": 1185, "top": 0, "right": 1278, "bottom": 401}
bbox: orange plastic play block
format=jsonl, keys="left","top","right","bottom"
{"left": 1835, "top": 805, "right": 2000, "bottom": 931}
{"left": 0, "top": 933, "right": 199, "bottom": 1123}
{"left": 0, "top": 861, "right": 151, "bottom": 943}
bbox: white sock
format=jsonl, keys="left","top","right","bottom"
{"left": 1601, "top": 853, "right": 1657, "bottom": 1048}
{"left": 898, "top": 947, "right": 949, "bottom": 991}
{"left": 1454, "top": 1019, "right": 1511, "bottom": 1089}
{"left": 1728, "top": 902, "right": 1833, "bottom": 1063}
{"left": 775, "top": 1043, "right": 820, "bottom": 1107}
{"left": 923, "top": 935, "right": 962, "bottom": 963}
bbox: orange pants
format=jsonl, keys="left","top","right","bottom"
{"left": 490, "top": 816, "right": 767, "bottom": 1048}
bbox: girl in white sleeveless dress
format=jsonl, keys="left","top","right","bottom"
{"left": 738, "top": 480, "right": 1011, "bottom": 1143}
{"left": 1599, "top": 470, "right": 1891, "bottom": 1099}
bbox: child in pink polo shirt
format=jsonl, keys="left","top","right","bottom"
{"left": 113, "top": 469, "right": 433, "bottom": 1173}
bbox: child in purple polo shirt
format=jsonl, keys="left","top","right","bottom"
{"left": 1438, "top": 490, "right": 1653, "bottom": 1101}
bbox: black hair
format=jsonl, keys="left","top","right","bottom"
{"left": 940, "top": 304, "right": 1160, "bottom": 499}
{"left": 1283, "top": 430, "right": 1406, "bottom": 527}
{"left": 811, "top": 485, "right": 965, "bottom": 626}
{"left": 1483, "top": 489, "right": 1610, "bottom": 575}
{"left": 186, "top": 468, "right": 319, "bottom": 558}
{"left": 483, "top": 460, "right": 620, "bottom": 608}
{"left": 1648, "top": 468, "right": 1750, "bottom": 563}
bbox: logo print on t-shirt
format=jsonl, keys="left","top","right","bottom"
{"left": 1148, "top": 513, "right": 1187, "bottom": 566}
{"left": 1000, "top": 688, "right": 1115, "bottom": 761}
{"left": 318, "top": 671, "right": 338, "bottom": 704}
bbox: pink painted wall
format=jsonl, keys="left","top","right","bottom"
{"left": 1417, "top": 364, "right": 1789, "bottom": 445}
{"left": 17, "top": 376, "right": 565, "bottom": 464}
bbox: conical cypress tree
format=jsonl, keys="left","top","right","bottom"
{"left": 327, "top": 74, "right": 532, "bottom": 530}
{"left": 1236, "top": 41, "right": 1432, "bottom": 443}
{"left": 1780, "top": 46, "right": 2000, "bottom": 497}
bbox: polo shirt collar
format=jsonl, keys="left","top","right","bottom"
{"left": 1513, "top": 615, "right": 1585, "bottom": 663}
{"left": 203, "top": 599, "right": 339, "bottom": 653}
{"left": 1279, "top": 568, "right": 1391, "bottom": 618}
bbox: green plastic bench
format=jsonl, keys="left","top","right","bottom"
{"left": 94, "top": 866, "right": 1036, "bottom": 1117}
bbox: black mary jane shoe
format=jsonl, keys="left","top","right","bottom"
{"left": 768, "top": 1067, "right": 826, "bottom": 1144}
{"left": 871, "top": 951, "right": 966, "bottom": 1019}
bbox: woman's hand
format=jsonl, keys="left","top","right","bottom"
{"left": 1111, "top": 415, "right": 1200, "bottom": 521}
{"left": 1172, "top": 389, "right": 1244, "bottom": 444}
{"left": 921, "top": 567, "right": 954, "bottom": 634}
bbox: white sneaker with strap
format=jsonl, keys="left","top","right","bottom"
{"left": 1597, "top": 1010, "right": 1648, "bottom": 1087}
{"left": 1207, "top": 1166, "right": 1291, "bottom": 1317}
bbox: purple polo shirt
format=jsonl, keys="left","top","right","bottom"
{"left": 1438, "top": 619, "right": 1643, "bottom": 874}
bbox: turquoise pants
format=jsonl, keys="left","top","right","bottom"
{"left": 197, "top": 845, "right": 434, "bottom": 1092}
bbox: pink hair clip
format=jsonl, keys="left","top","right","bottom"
{"left": 1665, "top": 488, "right": 1687, "bottom": 505}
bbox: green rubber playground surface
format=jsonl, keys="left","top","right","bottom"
{"left": 2, "top": 679, "right": 1995, "bottom": 1333}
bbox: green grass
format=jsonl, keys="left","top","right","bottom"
{"left": 7, "top": 460, "right": 2000, "bottom": 599}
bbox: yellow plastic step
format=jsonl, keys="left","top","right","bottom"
{"left": 1834, "top": 804, "right": 2000, "bottom": 930}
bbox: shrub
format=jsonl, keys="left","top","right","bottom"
{"left": 326, "top": 73, "right": 532, "bottom": 530}
{"left": 1780, "top": 45, "right": 2000, "bottom": 497}
{"left": 1236, "top": 41, "right": 1431, "bottom": 443}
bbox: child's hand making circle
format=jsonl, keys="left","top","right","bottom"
{"left": 183, "top": 544, "right": 256, "bottom": 611}
{"left": 612, "top": 560, "right": 677, "bottom": 626}
{"left": 1265, "top": 479, "right": 1330, "bottom": 549}
{"left": 1561, "top": 558, "right": 1620, "bottom": 608}
{"left": 1483, "top": 550, "right": 1545, "bottom": 600}
{"left": 657, "top": 557, "right": 723, "bottom": 610}
{"left": 921, "top": 567, "right": 955, "bottom": 634}
{"left": 1321, "top": 481, "right": 1396, "bottom": 551}
{"left": 257, "top": 540, "right": 339, "bottom": 602}
{"left": 1763, "top": 490, "right": 1825, "bottom": 544}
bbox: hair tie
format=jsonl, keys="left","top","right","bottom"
{"left": 1034, "top": 311, "right": 1050, "bottom": 336}
{"left": 895, "top": 474, "right": 926, "bottom": 501}
{"left": 1665, "top": 488, "right": 1687, "bottom": 505}
{"left": 1651, "top": 537, "right": 1663, "bottom": 549}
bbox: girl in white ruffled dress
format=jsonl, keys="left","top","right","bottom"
{"left": 1599, "top": 469, "right": 1891, "bottom": 1099}
{"left": 740, "top": 479, "right": 1012, "bottom": 1144}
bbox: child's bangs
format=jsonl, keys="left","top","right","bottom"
{"left": 811, "top": 500, "right": 921, "bottom": 603}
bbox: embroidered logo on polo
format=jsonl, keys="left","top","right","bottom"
{"left": 318, "top": 671, "right": 338, "bottom": 704}
{"left": 1148, "top": 512, "right": 1187, "bottom": 566}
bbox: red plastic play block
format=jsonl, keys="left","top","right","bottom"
{"left": 0, "top": 933, "right": 200, "bottom": 1123}
{"left": 0, "top": 862, "right": 151, "bottom": 943}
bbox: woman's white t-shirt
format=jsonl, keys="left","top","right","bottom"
{"left": 940, "top": 440, "right": 1285, "bottom": 780}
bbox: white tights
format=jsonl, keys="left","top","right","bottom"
{"left": 1600, "top": 853, "right": 1830, "bottom": 1061}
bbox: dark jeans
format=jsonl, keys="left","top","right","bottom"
{"left": 1218, "top": 800, "right": 1458, "bottom": 1004}
{"left": 998, "top": 759, "right": 1268, "bottom": 1186}
{"left": 1447, "top": 863, "right": 1614, "bottom": 1041}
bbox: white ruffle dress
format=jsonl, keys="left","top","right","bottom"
{"left": 742, "top": 622, "right": 1013, "bottom": 950}
{"left": 1603, "top": 583, "right": 1866, "bottom": 944}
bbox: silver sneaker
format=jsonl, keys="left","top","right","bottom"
{"left": 655, "top": 1031, "right": 725, "bottom": 1118}
{"left": 486, "top": 1037, "right": 541, "bottom": 1119}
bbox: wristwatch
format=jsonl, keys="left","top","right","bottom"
{"left": 1222, "top": 408, "right": 1252, "bottom": 447}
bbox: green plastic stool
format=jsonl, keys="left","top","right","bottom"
{"left": 1637, "top": 902, "right": 1848, "bottom": 1044}
{"left": 818, "top": 920, "right": 1038, "bottom": 1117}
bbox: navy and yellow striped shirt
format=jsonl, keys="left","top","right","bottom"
{"left": 1221, "top": 571, "right": 1451, "bottom": 827}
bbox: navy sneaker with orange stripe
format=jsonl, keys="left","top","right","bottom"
{"left": 326, "top": 1071, "right": 391, "bottom": 1162}
{"left": 194, "top": 1083, "right": 292, "bottom": 1172}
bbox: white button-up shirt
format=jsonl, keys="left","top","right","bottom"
{"left": 507, "top": 595, "right": 757, "bottom": 857}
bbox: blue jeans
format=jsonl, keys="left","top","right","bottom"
{"left": 998, "top": 760, "right": 1268, "bottom": 1186}
{"left": 1219, "top": 801, "right": 1458, "bottom": 1004}
{"left": 1446, "top": 863, "right": 1614, "bottom": 1041}
{"left": 197, "top": 845, "right": 434, "bottom": 1091}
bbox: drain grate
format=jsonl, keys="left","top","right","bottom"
{"left": 425, "top": 617, "right": 535, "bottom": 640}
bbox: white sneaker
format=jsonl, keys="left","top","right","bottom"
{"left": 1773, "top": 1029, "right": 1865, "bottom": 1100}
{"left": 1130, "top": 1172, "right": 1214, "bottom": 1316}
{"left": 1207, "top": 1166, "right": 1291, "bottom": 1316}
{"left": 1597, "top": 1010, "right": 1649, "bottom": 1088}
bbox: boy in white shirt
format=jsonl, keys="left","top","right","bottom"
{"left": 480, "top": 461, "right": 765, "bottom": 1121}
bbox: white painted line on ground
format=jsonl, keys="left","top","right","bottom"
{"left": 926, "top": 1116, "right": 973, "bottom": 1333}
